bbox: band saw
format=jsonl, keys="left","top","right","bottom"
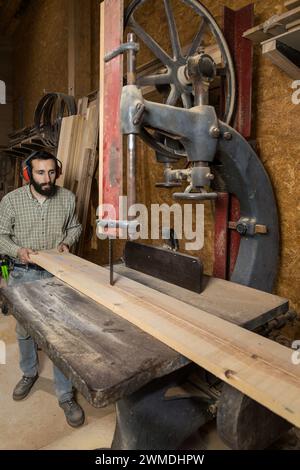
{"left": 1, "top": 0, "right": 297, "bottom": 450}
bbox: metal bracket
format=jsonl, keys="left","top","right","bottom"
{"left": 104, "top": 42, "right": 140, "bottom": 63}
{"left": 173, "top": 191, "right": 218, "bottom": 201}
{"left": 229, "top": 218, "right": 267, "bottom": 236}
{"left": 97, "top": 218, "right": 140, "bottom": 230}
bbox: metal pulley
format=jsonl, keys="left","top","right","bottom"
{"left": 125, "top": 0, "right": 236, "bottom": 159}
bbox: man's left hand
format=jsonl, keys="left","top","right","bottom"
{"left": 57, "top": 243, "right": 70, "bottom": 253}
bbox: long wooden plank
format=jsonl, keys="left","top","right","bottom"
{"left": 75, "top": 100, "right": 99, "bottom": 219}
{"left": 264, "top": 25, "right": 300, "bottom": 51}
{"left": 262, "top": 39, "right": 300, "bottom": 79}
{"left": 287, "top": 18, "right": 300, "bottom": 29}
{"left": 29, "top": 250, "right": 300, "bottom": 427}
{"left": 285, "top": 0, "right": 300, "bottom": 10}
{"left": 243, "top": 6, "right": 300, "bottom": 43}
{"left": 114, "top": 265, "right": 288, "bottom": 330}
{"left": 56, "top": 115, "right": 80, "bottom": 188}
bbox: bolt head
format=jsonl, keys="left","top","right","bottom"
{"left": 210, "top": 126, "right": 220, "bottom": 138}
{"left": 224, "top": 131, "right": 232, "bottom": 141}
{"left": 236, "top": 223, "right": 247, "bottom": 235}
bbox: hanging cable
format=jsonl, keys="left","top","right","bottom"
{"left": 34, "top": 92, "right": 77, "bottom": 148}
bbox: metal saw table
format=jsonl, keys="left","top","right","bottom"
{"left": 1, "top": 267, "right": 288, "bottom": 409}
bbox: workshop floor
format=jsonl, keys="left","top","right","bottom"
{"left": 0, "top": 313, "right": 299, "bottom": 450}
{"left": 0, "top": 314, "right": 116, "bottom": 450}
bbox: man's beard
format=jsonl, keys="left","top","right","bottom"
{"left": 31, "top": 178, "right": 57, "bottom": 197}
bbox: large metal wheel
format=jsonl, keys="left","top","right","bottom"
{"left": 125, "top": 0, "right": 236, "bottom": 124}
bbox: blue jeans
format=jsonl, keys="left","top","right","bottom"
{"left": 8, "top": 267, "right": 73, "bottom": 403}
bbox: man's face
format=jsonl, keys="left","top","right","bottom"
{"left": 30, "top": 159, "right": 57, "bottom": 197}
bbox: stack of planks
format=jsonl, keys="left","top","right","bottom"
{"left": 243, "top": 0, "right": 300, "bottom": 79}
{"left": 56, "top": 94, "right": 99, "bottom": 255}
{"left": 30, "top": 249, "right": 300, "bottom": 429}
{"left": 243, "top": 0, "right": 300, "bottom": 43}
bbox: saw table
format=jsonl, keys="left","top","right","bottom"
{"left": 1, "top": 270, "right": 288, "bottom": 408}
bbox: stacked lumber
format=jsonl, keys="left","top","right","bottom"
{"left": 243, "top": 1, "right": 300, "bottom": 78}
{"left": 31, "top": 250, "right": 300, "bottom": 428}
{"left": 243, "top": 2, "right": 300, "bottom": 43}
{"left": 56, "top": 115, "right": 81, "bottom": 188}
{"left": 3, "top": 93, "right": 77, "bottom": 158}
{"left": 56, "top": 94, "right": 99, "bottom": 255}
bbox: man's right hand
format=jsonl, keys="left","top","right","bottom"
{"left": 17, "top": 248, "right": 38, "bottom": 264}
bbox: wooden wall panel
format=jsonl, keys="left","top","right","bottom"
{"left": 12, "top": 0, "right": 69, "bottom": 128}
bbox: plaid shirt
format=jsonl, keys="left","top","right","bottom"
{"left": 0, "top": 185, "right": 82, "bottom": 259}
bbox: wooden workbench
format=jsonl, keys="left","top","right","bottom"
{"left": 1, "top": 266, "right": 288, "bottom": 408}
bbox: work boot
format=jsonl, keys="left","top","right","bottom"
{"left": 59, "top": 399, "right": 85, "bottom": 428}
{"left": 13, "top": 374, "right": 38, "bottom": 401}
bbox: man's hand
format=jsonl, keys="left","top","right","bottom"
{"left": 17, "top": 248, "right": 38, "bottom": 264}
{"left": 57, "top": 243, "right": 69, "bottom": 253}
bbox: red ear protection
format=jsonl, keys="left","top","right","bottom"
{"left": 21, "top": 151, "right": 62, "bottom": 183}
{"left": 22, "top": 163, "right": 31, "bottom": 183}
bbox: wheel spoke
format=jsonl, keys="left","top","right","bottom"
{"left": 138, "top": 71, "right": 172, "bottom": 87}
{"left": 181, "top": 92, "right": 192, "bottom": 109}
{"left": 163, "top": 0, "right": 182, "bottom": 60}
{"left": 128, "top": 17, "right": 174, "bottom": 67}
{"left": 125, "top": 0, "right": 236, "bottom": 124}
{"left": 188, "top": 19, "right": 207, "bottom": 56}
{"left": 166, "top": 85, "right": 179, "bottom": 106}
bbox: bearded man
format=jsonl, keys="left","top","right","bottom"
{"left": 0, "top": 150, "right": 85, "bottom": 428}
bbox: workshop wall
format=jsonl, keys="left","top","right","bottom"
{"left": 0, "top": 38, "right": 13, "bottom": 145}
{"left": 91, "top": 0, "right": 100, "bottom": 92}
{"left": 12, "top": 0, "right": 69, "bottom": 128}
{"left": 0, "top": 36, "right": 14, "bottom": 199}
{"left": 11, "top": 0, "right": 100, "bottom": 128}
{"left": 123, "top": 0, "right": 300, "bottom": 315}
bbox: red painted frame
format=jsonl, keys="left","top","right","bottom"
{"left": 213, "top": 4, "right": 254, "bottom": 279}
{"left": 99, "top": 0, "right": 124, "bottom": 224}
